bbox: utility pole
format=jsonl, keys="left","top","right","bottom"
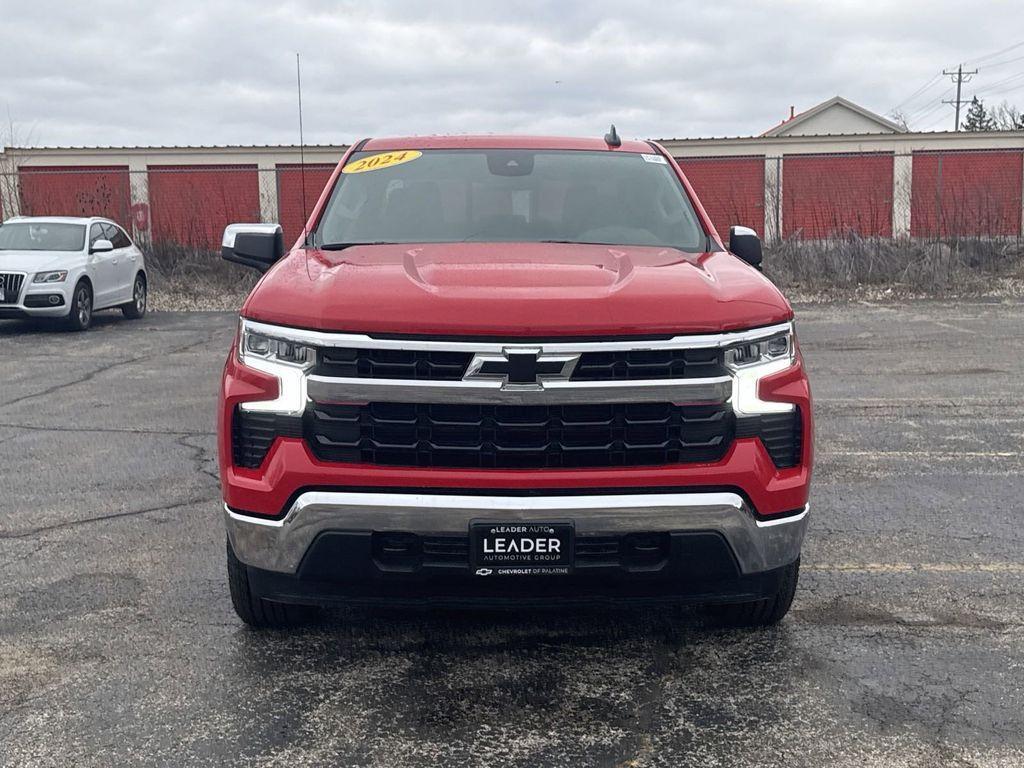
{"left": 942, "top": 64, "right": 978, "bottom": 131}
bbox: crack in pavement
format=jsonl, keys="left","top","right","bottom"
{"left": 0, "top": 494, "right": 219, "bottom": 540}
{"left": 0, "top": 334, "right": 218, "bottom": 410}
{"left": 174, "top": 433, "right": 222, "bottom": 486}
{"left": 0, "top": 422, "right": 213, "bottom": 438}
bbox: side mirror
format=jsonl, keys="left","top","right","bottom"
{"left": 222, "top": 223, "right": 284, "bottom": 273}
{"left": 728, "top": 226, "right": 763, "bottom": 270}
{"left": 90, "top": 239, "right": 114, "bottom": 254}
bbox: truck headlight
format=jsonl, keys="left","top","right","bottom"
{"left": 33, "top": 270, "right": 68, "bottom": 283}
{"left": 725, "top": 325, "right": 796, "bottom": 415}
{"left": 239, "top": 323, "right": 314, "bottom": 367}
{"left": 724, "top": 329, "right": 793, "bottom": 368}
{"left": 237, "top": 319, "right": 314, "bottom": 415}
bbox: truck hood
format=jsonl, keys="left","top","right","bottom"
{"left": 242, "top": 242, "right": 792, "bottom": 336}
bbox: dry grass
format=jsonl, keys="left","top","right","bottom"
{"left": 145, "top": 243, "right": 257, "bottom": 311}
{"left": 765, "top": 237, "right": 1024, "bottom": 302}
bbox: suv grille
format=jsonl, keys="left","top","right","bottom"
{"left": 313, "top": 346, "right": 726, "bottom": 381}
{"left": 305, "top": 402, "right": 735, "bottom": 469}
{"left": 0, "top": 273, "right": 25, "bottom": 304}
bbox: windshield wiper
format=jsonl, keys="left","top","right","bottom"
{"left": 318, "top": 241, "right": 396, "bottom": 251}
{"left": 538, "top": 239, "right": 704, "bottom": 254}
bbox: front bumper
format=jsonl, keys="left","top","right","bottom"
{"left": 0, "top": 286, "right": 70, "bottom": 318}
{"left": 226, "top": 490, "right": 808, "bottom": 577}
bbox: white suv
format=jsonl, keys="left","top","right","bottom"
{"left": 0, "top": 216, "right": 147, "bottom": 331}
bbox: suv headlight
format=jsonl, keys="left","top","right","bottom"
{"left": 33, "top": 270, "right": 68, "bottom": 283}
{"left": 724, "top": 325, "right": 796, "bottom": 415}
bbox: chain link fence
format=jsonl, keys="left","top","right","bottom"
{"left": 1, "top": 149, "right": 1022, "bottom": 297}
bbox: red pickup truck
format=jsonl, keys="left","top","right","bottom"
{"left": 218, "top": 133, "right": 812, "bottom": 628}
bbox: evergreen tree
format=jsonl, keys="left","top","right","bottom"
{"left": 961, "top": 97, "right": 995, "bottom": 131}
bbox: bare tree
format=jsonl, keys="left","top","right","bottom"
{"left": 0, "top": 111, "right": 37, "bottom": 220}
{"left": 887, "top": 109, "right": 910, "bottom": 131}
{"left": 990, "top": 101, "right": 1024, "bottom": 131}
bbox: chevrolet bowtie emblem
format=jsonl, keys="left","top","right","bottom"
{"left": 463, "top": 348, "right": 580, "bottom": 389}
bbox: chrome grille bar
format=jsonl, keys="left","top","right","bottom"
{"left": 0, "top": 272, "right": 26, "bottom": 305}
{"left": 306, "top": 373, "right": 733, "bottom": 405}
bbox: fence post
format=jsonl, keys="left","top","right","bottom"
{"left": 128, "top": 158, "right": 150, "bottom": 247}
{"left": 892, "top": 153, "right": 912, "bottom": 238}
{"left": 1020, "top": 149, "right": 1024, "bottom": 239}
{"left": 0, "top": 151, "right": 23, "bottom": 219}
{"left": 258, "top": 160, "right": 279, "bottom": 224}
{"left": 764, "top": 155, "right": 782, "bottom": 244}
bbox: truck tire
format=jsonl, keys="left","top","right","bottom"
{"left": 708, "top": 558, "right": 799, "bottom": 628}
{"left": 226, "top": 539, "right": 316, "bottom": 628}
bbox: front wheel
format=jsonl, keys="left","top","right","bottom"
{"left": 122, "top": 274, "right": 147, "bottom": 319}
{"left": 226, "top": 539, "right": 317, "bottom": 629}
{"left": 65, "top": 280, "right": 93, "bottom": 331}
{"left": 707, "top": 558, "right": 800, "bottom": 628}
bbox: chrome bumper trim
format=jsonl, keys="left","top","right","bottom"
{"left": 306, "top": 374, "right": 733, "bottom": 405}
{"left": 242, "top": 319, "right": 794, "bottom": 353}
{"left": 225, "top": 492, "right": 808, "bottom": 576}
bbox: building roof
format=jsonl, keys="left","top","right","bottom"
{"left": 761, "top": 96, "right": 906, "bottom": 137}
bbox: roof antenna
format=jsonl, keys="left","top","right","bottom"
{"left": 296, "top": 52, "right": 309, "bottom": 247}
{"left": 604, "top": 124, "right": 621, "bottom": 147}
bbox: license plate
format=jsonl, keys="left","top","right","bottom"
{"left": 470, "top": 520, "right": 574, "bottom": 576}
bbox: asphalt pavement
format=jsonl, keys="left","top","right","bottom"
{"left": 1, "top": 299, "right": 1023, "bottom": 767}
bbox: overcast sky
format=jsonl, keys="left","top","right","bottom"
{"left": 2, "top": 0, "right": 1023, "bottom": 147}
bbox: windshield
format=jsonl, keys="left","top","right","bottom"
{"left": 0, "top": 222, "right": 86, "bottom": 252}
{"left": 314, "top": 149, "right": 707, "bottom": 251}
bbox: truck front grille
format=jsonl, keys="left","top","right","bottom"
{"left": 313, "top": 346, "right": 726, "bottom": 381}
{"left": 0, "top": 273, "right": 25, "bottom": 304}
{"left": 316, "top": 348, "right": 471, "bottom": 380}
{"left": 232, "top": 409, "right": 303, "bottom": 469}
{"left": 305, "top": 401, "right": 735, "bottom": 469}
{"left": 571, "top": 347, "right": 724, "bottom": 380}
{"left": 373, "top": 532, "right": 670, "bottom": 570}
{"left": 735, "top": 409, "right": 803, "bottom": 468}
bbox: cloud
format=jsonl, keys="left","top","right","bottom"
{"left": 0, "top": 0, "right": 1020, "bottom": 146}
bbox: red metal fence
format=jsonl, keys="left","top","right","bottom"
{"left": 2, "top": 149, "right": 1022, "bottom": 251}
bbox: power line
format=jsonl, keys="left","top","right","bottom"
{"left": 890, "top": 72, "right": 943, "bottom": 112}
{"left": 941, "top": 64, "right": 978, "bottom": 130}
{"left": 980, "top": 53, "right": 1024, "bottom": 70}
{"left": 919, "top": 109, "right": 956, "bottom": 131}
{"left": 973, "top": 70, "right": 1024, "bottom": 97}
{"left": 910, "top": 95, "right": 954, "bottom": 128}
{"left": 905, "top": 86, "right": 954, "bottom": 122}
{"left": 966, "top": 40, "right": 1024, "bottom": 66}
{"left": 976, "top": 74, "right": 1024, "bottom": 99}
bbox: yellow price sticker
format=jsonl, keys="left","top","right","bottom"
{"left": 342, "top": 150, "right": 423, "bottom": 174}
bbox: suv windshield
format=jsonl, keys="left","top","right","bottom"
{"left": 0, "top": 222, "right": 86, "bottom": 252}
{"left": 314, "top": 149, "right": 707, "bottom": 251}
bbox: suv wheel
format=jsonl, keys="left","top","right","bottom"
{"left": 226, "top": 539, "right": 317, "bottom": 629}
{"left": 122, "top": 274, "right": 147, "bottom": 319}
{"left": 707, "top": 558, "right": 800, "bottom": 628}
{"left": 66, "top": 280, "right": 93, "bottom": 331}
